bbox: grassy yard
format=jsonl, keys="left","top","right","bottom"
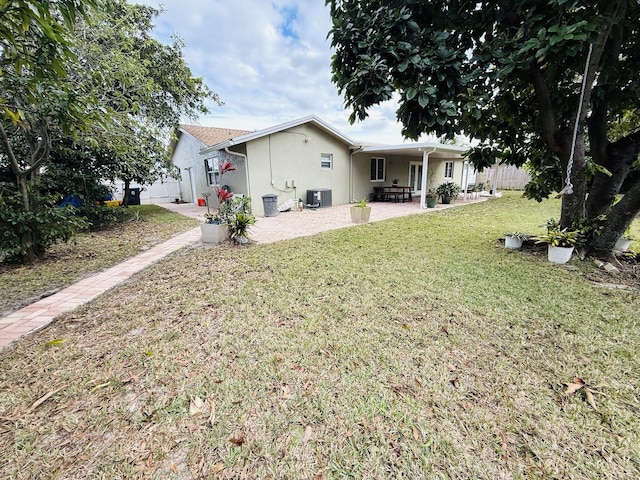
{"left": 0, "top": 205, "right": 199, "bottom": 316}
{"left": 1, "top": 194, "right": 639, "bottom": 479}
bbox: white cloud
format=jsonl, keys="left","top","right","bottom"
{"left": 134, "top": 0, "right": 410, "bottom": 143}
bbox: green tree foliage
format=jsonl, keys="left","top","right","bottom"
{"left": 327, "top": 0, "right": 640, "bottom": 254}
{"left": 1, "top": 0, "right": 99, "bottom": 262}
{"left": 1, "top": 0, "right": 218, "bottom": 262}
{"left": 57, "top": 0, "right": 219, "bottom": 206}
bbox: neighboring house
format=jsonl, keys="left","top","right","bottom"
{"left": 174, "top": 115, "right": 470, "bottom": 215}
{"left": 171, "top": 124, "right": 252, "bottom": 203}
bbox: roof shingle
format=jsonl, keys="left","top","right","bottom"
{"left": 179, "top": 124, "right": 252, "bottom": 147}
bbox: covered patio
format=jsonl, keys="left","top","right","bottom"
{"left": 350, "top": 143, "right": 475, "bottom": 208}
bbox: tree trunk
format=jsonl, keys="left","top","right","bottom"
{"left": 122, "top": 179, "right": 131, "bottom": 206}
{"left": 591, "top": 177, "right": 640, "bottom": 254}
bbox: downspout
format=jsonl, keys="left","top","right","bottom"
{"left": 349, "top": 146, "right": 363, "bottom": 203}
{"left": 224, "top": 147, "right": 251, "bottom": 199}
{"left": 185, "top": 167, "right": 197, "bottom": 203}
{"left": 419, "top": 147, "right": 437, "bottom": 208}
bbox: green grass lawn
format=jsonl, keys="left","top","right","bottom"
{"left": 0, "top": 205, "right": 199, "bottom": 316}
{"left": 1, "top": 194, "right": 638, "bottom": 479}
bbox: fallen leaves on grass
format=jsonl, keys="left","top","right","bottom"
{"left": 229, "top": 434, "right": 245, "bottom": 446}
{"left": 29, "top": 385, "right": 67, "bottom": 411}
{"left": 189, "top": 395, "right": 216, "bottom": 425}
{"left": 565, "top": 377, "right": 599, "bottom": 410}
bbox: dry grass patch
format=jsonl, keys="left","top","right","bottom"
{"left": 1, "top": 194, "right": 639, "bottom": 479}
{"left": 0, "top": 205, "right": 199, "bottom": 316}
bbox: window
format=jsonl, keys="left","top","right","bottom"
{"left": 444, "top": 161, "right": 454, "bottom": 179}
{"left": 370, "top": 157, "right": 385, "bottom": 182}
{"left": 205, "top": 158, "right": 220, "bottom": 186}
{"left": 321, "top": 153, "right": 333, "bottom": 169}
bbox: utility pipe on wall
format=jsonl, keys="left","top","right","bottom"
{"left": 224, "top": 147, "right": 251, "bottom": 199}
{"left": 419, "top": 147, "right": 437, "bottom": 208}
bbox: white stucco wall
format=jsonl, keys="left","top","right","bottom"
{"left": 240, "top": 124, "right": 352, "bottom": 215}
{"left": 171, "top": 132, "right": 208, "bottom": 203}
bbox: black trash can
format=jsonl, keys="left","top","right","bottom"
{"left": 262, "top": 194, "right": 279, "bottom": 217}
{"left": 127, "top": 187, "right": 141, "bottom": 205}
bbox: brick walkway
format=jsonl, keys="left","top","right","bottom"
{"left": 1, "top": 197, "right": 486, "bottom": 349}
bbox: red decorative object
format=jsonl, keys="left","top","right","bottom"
{"left": 215, "top": 186, "right": 233, "bottom": 203}
{"left": 218, "top": 160, "right": 236, "bottom": 176}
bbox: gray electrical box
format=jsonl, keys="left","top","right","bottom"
{"left": 306, "top": 189, "right": 332, "bottom": 208}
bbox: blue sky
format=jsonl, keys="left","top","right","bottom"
{"left": 134, "top": 0, "right": 416, "bottom": 143}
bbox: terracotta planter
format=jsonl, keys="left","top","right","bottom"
{"left": 547, "top": 245, "right": 574, "bottom": 264}
{"left": 350, "top": 206, "right": 371, "bottom": 223}
{"left": 201, "top": 223, "right": 229, "bottom": 243}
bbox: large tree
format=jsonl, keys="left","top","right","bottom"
{"left": 1, "top": 0, "right": 101, "bottom": 261}
{"left": 327, "top": 0, "right": 640, "bottom": 254}
{"left": 1, "top": 0, "right": 217, "bottom": 261}
{"left": 57, "top": 0, "right": 219, "bottom": 206}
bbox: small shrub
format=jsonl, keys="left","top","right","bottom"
{"left": 0, "top": 191, "right": 87, "bottom": 263}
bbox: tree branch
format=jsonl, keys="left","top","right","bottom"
{"left": 529, "top": 65, "right": 562, "bottom": 153}
{"left": 24, "top": 119, "right": 52, "bottom": 177}
{"left": 0, "top": 122, "right": 24, "bottom": 177}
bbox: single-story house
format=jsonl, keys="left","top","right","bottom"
{"left": 172, "top": 115, "right": 472, "bottom": 215}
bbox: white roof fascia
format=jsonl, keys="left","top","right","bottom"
{"left": 359, "top": 143, "right": 468, "bottom": 155}
{"left": 201, "top": 115, "right": 356, "bottom": 155}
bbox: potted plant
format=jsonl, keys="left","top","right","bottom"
{"left": 425, "top": 190, "right": 438, "bottom": 208}
{"left": 535, "top": 227, "right": 579, "bottom": 264}
{"left": 201, "top": 212, "right": 230, "bottom": 244}
{"left": 200, "top": 160, "right": 239, "bottom": 244}
{"left": 230, "top": 211, "right": 256, "bottom": 244}
{"left": 504, "top": 231, "right": 529, "bottom": 249}
{"left": 350, "top": 198, "right": 372, "bottom": 223}
{"left": 614, "top": 228, "right": 633, "bottom": 251}
{"left": 435, "top": 182, "right": 461, "bottom": 204}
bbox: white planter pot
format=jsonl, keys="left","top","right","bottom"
{"left": 350, "top": 206, "right": 371, "bottom": 223}
{"left": 201, "top": 223, "right": 229, "bottom": 243}
{"left": 505, "top": 236, "right": 523, "bottom": 249}
{"left": 615, "top": 238, "right": 632, "bottom": 251}
{"left": 548, "top": 245, "right": 574, "bottom": 264}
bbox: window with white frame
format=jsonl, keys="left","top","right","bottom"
{"left": 321, "top": 153, "right": 333, "bottom": 169}
{"left": 444, "top": 161, "right": 454, "bottom": 179}
{"left": 205, "top": 158, "right": 220, "bottom": 186}
{"left": 370, "top": 157, "right": 385, "bottom": 182}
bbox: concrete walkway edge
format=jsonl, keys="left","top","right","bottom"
{"left": 0, "top": 226, "right": 202, "bottom": 349}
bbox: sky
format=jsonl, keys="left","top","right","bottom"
{"left": 134, "top": 0, "right": 419, "bottom": 144}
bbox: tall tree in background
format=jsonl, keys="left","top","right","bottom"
{"left": 1, "top": 0, "right": 98, "bottom": 210}
{"left": 1, "top": 0, "right": 100, "bottom": 262}
{"left": 327, "top": 0, "right": 640, "bottom": 254}
{"left": 64, "top": 0, "right": 219, "bottom": 206}
{"left": 1, "top": 0, "right": 218, "bottom": 261}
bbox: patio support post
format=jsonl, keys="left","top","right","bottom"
{"left": 419, "top": 147, "right": 436, "bottom": 208}
{"left": 463, "top": 160, "right": 470, "bottom": 201}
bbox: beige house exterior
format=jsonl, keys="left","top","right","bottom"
{"left": 174, "top": 115, "right": 470, "bottom": 215}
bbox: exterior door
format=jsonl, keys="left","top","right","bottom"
{"left": 409, "top": 162, "right": 423, "bottom": 193}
